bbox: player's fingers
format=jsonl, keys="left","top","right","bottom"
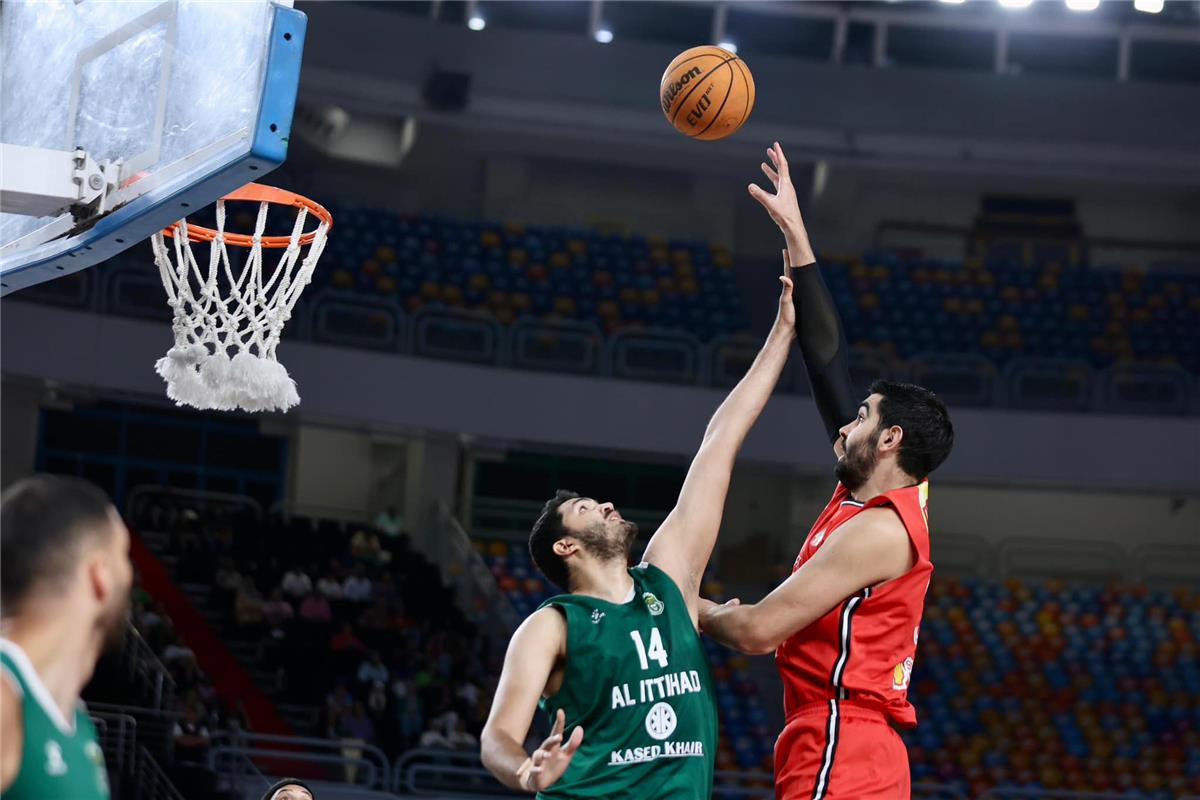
{"left": 540, "top": 734, "right": 562, "bottom": 751}
{"left": 531, "top": 749, "right": 546, "bottom": 766}
{"left": 761, "top": 162, "right": 779, "bottom": 185}
{"left": 779, "top": 276, "right": 793, "bottom": 292}
{"left": 748, "top": 184, "right": 771, "bottom": 208}
{"left": 775, "top": 141, "right": 789, "bottom": 173}
{"left": 766, "top": 146, "right": 779, "bottom": 169}
{"left": 726, "top": 597, "right": 743, "bottom": 606}
{"left": 781, "top": 249, "right": 791, "bottom": 273}
{"left": 552, "top": 708, "right": 565, "bottom": 737}
{"left": 564, "top": 726, "right": 585, "bottom": 754}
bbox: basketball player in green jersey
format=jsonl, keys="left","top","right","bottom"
{"left": 481, "top": 263, "right": 799, "bottom": 798}
{"left": 1, "top": 475, "right": 134, "bottom": 800}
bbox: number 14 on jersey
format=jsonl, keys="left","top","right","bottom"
{"left": 631, "top": 629, "right": 669, "bottom": 670}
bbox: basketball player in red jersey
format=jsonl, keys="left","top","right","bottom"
{"left": 699, "top": 143, "right": 955, "bottom": 800}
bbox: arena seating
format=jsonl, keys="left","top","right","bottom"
{"left": 24, "top": 205, "right": 1198, "bottom": 415}
{"left": 911, "top": 576, "right": 1200, "bottom": 800}
{"left": 130, "top": 501, "right": 492, "bottom": 766}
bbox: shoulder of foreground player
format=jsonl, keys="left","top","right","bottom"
{"left": 0, "top": 672, "right": 24, "bottom": 791}
{"left": 823, "top": 507, "right": 912, "bottom": 580}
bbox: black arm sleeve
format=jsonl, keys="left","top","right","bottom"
{"left": 793, "top": 263, "right": 858, "bottom": 443}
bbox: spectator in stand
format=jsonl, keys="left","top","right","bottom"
{"left": 214, "top": 557, "right": 243, "bottom": 595}
{"left": 357, "top": 651, "right": 389, "bottom": 687}
{"left": 325, "top": 683, "right": 354, "bottom": 734}
{"left": 349, "top": 528, "right": 377, "bottom": 561}
{"left": 234, "top": 581, "right": 265, "bottom": 632}
{"left": 172, "top": 701, "right": 212, "bottom": 763}
{"left": 342, "top": 567, "right": 372, "bottom": 604}
{"left": 373, "top": 506, "right": 404, "bottom": 538}
{"left": 316, "top": 571, "right": 343, "bottom": 601}
{"left": 280, "top": 566, "right": 312, "bottom": 600}
{"left": 338, "top": 701, "right": 376, "bottom": 784}
{"left": 298, "top": 590, "right": 332, "bottom": 625}
{"left": 262, "top": 588, "right": 294, "bottom": 631}
{"left": 171, "top": 701, "right": 216, "bottom": 797}
{"left": 396, "top": 691, "right": 423, "bottom": 750}
{"left": 330, "top": 621, "right": 367, "bottom": 676}
{"left": 419, "top": 708, "right": 475, "bottom": 750}
{"left": 331, "top": 622, "right": 366, "bottom": 656}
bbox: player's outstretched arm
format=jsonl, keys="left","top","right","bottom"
{"left": 751, "top": 142, "right": 857, "bottom": 456}
{"left": 642, "top": 261, "right": 795, "bottom": 621}
{"left": 699, "top": 508, "right": 914, "bottom": 655}
{"left": 481, "top": 608, "right": 581, "bottom": 792}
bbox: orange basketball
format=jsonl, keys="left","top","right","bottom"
{"left": 659, "top": 45, "right": 754, "bottom": 141}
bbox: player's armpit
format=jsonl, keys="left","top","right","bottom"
{"left": 701, "top": 508, "right": 914, "bottom": 655}
{"left": 0, "top": 675, "right": 23, "bottom": 791}
{"left": 480, "top": 607, "right": 567, "bottom": 791}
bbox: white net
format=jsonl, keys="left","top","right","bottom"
{"left": 151, "top": 195, "right": 329, "bottom": 412}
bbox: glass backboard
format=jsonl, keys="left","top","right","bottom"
{"left": 0, "top": 0, "right": 307, "bottom": 295}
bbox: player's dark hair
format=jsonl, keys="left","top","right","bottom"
{"left": 1, "top": 474, "right": 116, "bottom": 613}
{"left": 528, "top": 490, "right": 580, "bottom": 592}
{"left": 869, "top": 380, "right": 955, "bottom": 481}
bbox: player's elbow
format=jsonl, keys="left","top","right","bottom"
{"left": 738, "top": 633, "right": 778, "bottom": 656}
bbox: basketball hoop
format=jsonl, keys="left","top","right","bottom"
{"left": 151, "top": 183, "right": 332, "bottom": 413}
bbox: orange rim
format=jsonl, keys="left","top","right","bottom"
{"left": 161, "top": 183, "right": 333, "bottom": 248}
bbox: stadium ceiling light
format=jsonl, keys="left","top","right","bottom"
{"left": 938, "top": 0, "right": 967, "bottom": 4}
{"left": 718, "top": 40, "right": 738, "bottom": 54}
{"left": 1133, "top": 0, "right": 1163, "bottom": 11}
{"left": 998, "top": 0, "right": 1034, "bottom": 7}
{"left": 1065, "top": 0, "right": 1100, "bottom": 10}
{"left": 466, "top": 0, "right": 484, "bottom": 30}
{"left": 595, "top": 28, "right": 614, "bottom": 43}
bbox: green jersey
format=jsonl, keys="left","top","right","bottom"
{"left": 536, "top": 563, "right": 718, "bottom": 800}
{"left": 0, "top": 639, "right": 110, "bottom": 800}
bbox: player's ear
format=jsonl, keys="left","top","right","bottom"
{"left": 85, "top": 550, "right": 113, "bottom": 605}
{"left": 878, "top": 425, "right": 904, "bottom": 455}
{"left": 552, "top": 538, "right": 578, "bottom": 558}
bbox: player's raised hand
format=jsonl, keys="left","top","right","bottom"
{"left": 517, "top": 708, "right": 584, "bottom": 792}
{"left": 748, "top": 142, "right": 803, "bottom": 232}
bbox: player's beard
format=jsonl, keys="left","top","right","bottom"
{"left": 575, "top": 519, "right": 639, "bottom": 564}
{"left": 835, "top": 426, "right": 881, "bottom": 492}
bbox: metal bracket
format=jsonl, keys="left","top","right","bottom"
{"left": 0, "top": 143, "right": 120, "bottom": 219}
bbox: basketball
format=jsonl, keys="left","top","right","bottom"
{"left": 659, "top": 45, "right": 754, "bottom": 141}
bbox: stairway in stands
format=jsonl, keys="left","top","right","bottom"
{"left": 137, "top": 529, "right": 321, "bottom": 736}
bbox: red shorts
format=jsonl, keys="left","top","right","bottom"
{"left": 774, "top": 700, "right": 910, "bottom": 800}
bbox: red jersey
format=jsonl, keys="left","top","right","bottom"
{"left": 775, "top": 480, "right": 933, "bottom": 730}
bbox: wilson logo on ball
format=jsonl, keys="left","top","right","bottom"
{"left": 660, "top": 66, "right": 702, "bottom": 114}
